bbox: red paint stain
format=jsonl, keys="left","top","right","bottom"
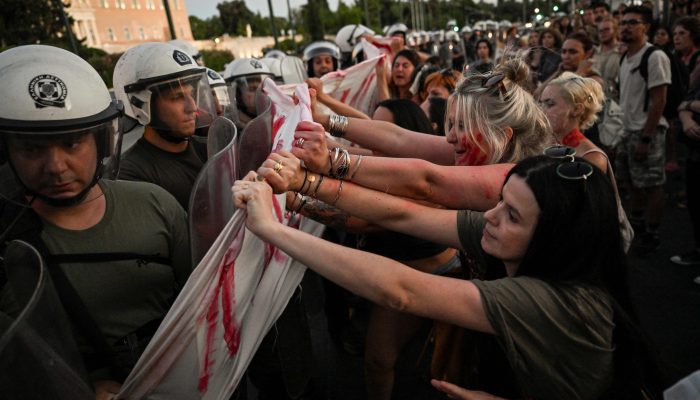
{"left": 198, "top": 229, "right": 246, "bottom": 393}
{"left": 340, "top": 89, "right": 351, "bottom": 103}
{"left": 271, "top": 115, "right": 286, "bottom": 145}
{"left": 562, "top": 129, "right": 584, "bottom": 148}
{"left": 457, "top": 134, "right": 488, "bottom": 166}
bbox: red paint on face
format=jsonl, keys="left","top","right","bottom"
{"left": 457, "top": 134, "right": 489, "bottom": 166}
{"left": 562, "top": 128, "right": 585, "bottom": 148}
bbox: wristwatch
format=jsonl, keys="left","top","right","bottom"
{"left": 640, "top": 136, "right": 652, "bottom": 144}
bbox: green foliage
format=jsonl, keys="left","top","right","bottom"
{"left": 189, "top": 15, "right": 224, "bottom": 40}
{"left": 0, "top": 0, "right": 76, "bottom": 48}
{"left": 86, "top": 52, "right": 122, "bottom": 88}
{"left": 201, "top": 49, "right": 235, "bottom": 72}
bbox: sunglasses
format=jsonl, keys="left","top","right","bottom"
{"left": 481, "top": 73, "right": 507, "bottom": 98}
{"left": 557, "top": 161, "right": 594, "bottom": 180}
{"left": 543, "top": 145, "right": 594, "bottom": 180}
{"left": 620, "top": 19, "right": 645, "bottom": 26}
{"left": 544, "top": 145, "right": 576, "bottom": 161}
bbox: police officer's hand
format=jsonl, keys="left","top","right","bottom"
{"left": 257, "top": 151, "right": 304, "bottom": 193}
{"left": 291, "top": 121, "right": 331, "bottom": 174}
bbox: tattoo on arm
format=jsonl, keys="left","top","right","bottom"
{"left": 300, "top": 198, "right": 350, "bottom": 230}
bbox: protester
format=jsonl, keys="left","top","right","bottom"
{"left": 303, "top": 40, "right": 342, "bottom": 78}
{"left": 466, "top": 39, "right": 494, "bottom": 75}
{"left": 234, "top": 153, "right": 662, "bottom": 399}
{"left": 389, "top": 49, "right": 421, "bottom": 100}
{"left": 539, "top": 72, "right": 607, "bottom": 172}
{"left": 618, "top": 5, "right": 672, "bottom": 254}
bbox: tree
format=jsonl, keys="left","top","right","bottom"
{"left": 0, "top": 0, "right": 76, "bottom": 48}
{"left": 217, "top": 0, "right": 255, "bottom": 36}
{"left": 189, "top": 15, "right": 224, "bottom": 40}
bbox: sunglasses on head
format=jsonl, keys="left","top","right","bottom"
{"left": 557, "top": 161, "right": 594, "bottom": 180}
{"left": 543, "top": 145, "right": 594, "bottom": 180}
{"left": 544, "top": 145, "right": 576, "bottom": 161}
{"left": 481, "top": 73, "right": 507, "bottom": 98}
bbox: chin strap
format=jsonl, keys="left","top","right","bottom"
{"left": 12, "top": 162, "right": 103, "bottom": 209}
{"left": 154, "top": 128, "right": 189, "bottom": 144}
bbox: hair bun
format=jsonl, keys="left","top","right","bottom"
{"left": 498, "top": 57, "right": 530, "bottom": 87}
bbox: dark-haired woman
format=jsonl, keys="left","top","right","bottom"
{"left": 234, "top": 154, "right": 661, "bottom": 399}
{"left": 389, "top": 49, "right": 421, "bottom": 100}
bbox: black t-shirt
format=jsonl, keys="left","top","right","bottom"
{"left": 118, "top": 138, "right": 205, "bottom": 210}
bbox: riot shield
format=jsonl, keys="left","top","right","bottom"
{"left": 0, "top": 240, "right": 94, "bottom": 399}
{"left": 207, "top": 116, "right": 238, "bottom": 158}
{"left": 237, "top": 91, "right": 273, "bottom": 178}
{"left": 188, "top": 118, "right": 239, "bottom": 266}
{"left": 280, "top": 56, "right": 308, "bottom": 84}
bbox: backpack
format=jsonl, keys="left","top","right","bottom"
{"left": 620, "top": 46, "right": 696, "bottom": 120}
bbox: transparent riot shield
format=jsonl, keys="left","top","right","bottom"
{"left": 237, "top": 91, "right": 273, "bottom": 178}
{"left": 188, "top": 118, "right": 239, "bottom": 267}
{"left": 0, "top": 240, "right": 94, "bottom": 399}
{"left": 280, "top": 56, "right": 308, "bottom": 84}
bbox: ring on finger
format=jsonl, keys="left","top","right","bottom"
{"left": 295, "top": 138, "right": 305, "bottom": 147}
{"left": 273, "top": 162, "right": 284, "bottom": 173}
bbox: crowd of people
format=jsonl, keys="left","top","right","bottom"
{"left": 0, "top": 1, "right": 699, "bottom": 399}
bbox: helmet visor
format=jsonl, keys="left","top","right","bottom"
{"left": 227, "top": 75, "right": 267, "bottom": 116}
{"left": 147, "top": 72, "right": 216, "bottom": 136}
{"left": 211, "top": 85, "right": 232, "bottom": 118}
{"left": 2, "top": 117, "right": 122, "bottom": 196}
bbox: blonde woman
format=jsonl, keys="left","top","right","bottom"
{"left": 295, "top": 58, "right": 555, "bottom": 212}
{"left": 538, "top": 72, "right": 608, "bottom": 172}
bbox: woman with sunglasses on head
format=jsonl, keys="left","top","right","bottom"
{"left": 234, "top": 154, "right": 661, "bottom": 399}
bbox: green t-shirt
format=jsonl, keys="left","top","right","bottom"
{"left": 457, "top": 210, "right": 616, "bottom": 399}
{"left": 2, "top": 180, "right": 191, "bottom": 347}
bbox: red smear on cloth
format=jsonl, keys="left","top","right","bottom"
{"left": 349, "top": 73, "right": 374, "bottom": 105}
{"left": 198, "top": 229, "right": 246, "bottom": 393}
{"left": 340, "top": 89, "right": 351, "bottom": 103}
{"left": 561, "top": 129, "right": 584, "bottom": 148}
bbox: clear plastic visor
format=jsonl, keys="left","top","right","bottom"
{"left": 147, "top": 72, "right": 216, "bottom": 135}
{"left": 227, "top": 75, "right": 267, "bottom": 112}
{"left": 2, "top": 117, "right": 122, "bottom": 179}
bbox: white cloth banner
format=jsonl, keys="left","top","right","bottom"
{"left": 116, "top": 81, "right": 324, "bottom": 400}
{"left": 278, "top": 55, "right": 383, "bottom": 117}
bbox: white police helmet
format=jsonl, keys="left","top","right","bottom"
{"left": 260, "top": 58, "right": 284, "bottom": 83}
{"left": 223, "top": 58, "right": 274, "bottom": 118}
{"left": 113, "top": 42, "right": 217, "bottom": 134}
{"left": 336, "top": 24, "right": 375, "bottom": 53}
{"left": 386, "top": 23, "right": 409, "bottom": 38}
{"left": 205, "top": 68, "right": 232, "bottom": 117}
{"left": 168, "top": 39, "right": 204, "bottom": 66}
{"left": 0, "top": 45, "right": 123, "bottom": 205}
{"left": 303, "top": 41, "right": 340, "bottom": 77}
{"left": 263, "top": 49, "right": 287, "bottom": 60}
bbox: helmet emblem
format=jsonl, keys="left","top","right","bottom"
{"left": 173, "top": 49, "right": 193, "bottom": 66}
{"left": 249, "top": 59, "right": 263, "bottom": 69}
{"left": 207, "top": 69, "right": 219, "bottom": 81}
{"left": 28, "top": 75, "right": 68, "bottom": 108}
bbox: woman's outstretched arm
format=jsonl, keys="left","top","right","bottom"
{"left": 232, "top": 177, "right": 494, "bottom": 334}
